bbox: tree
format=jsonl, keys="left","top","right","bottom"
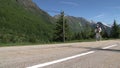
{"left": 64, "top": 19, "right": 72, "bottom": 41}
{"left": 102, "top": 29, "right": 109, "bottom": 39}
{"left": 82, "top": 23, "right": 94, "bottom": 39}
{"left": 111, "top": 20, "right": 120, "bottom": 38}
{"left": 53, "top": 11, "right": 70, "bottom": 42}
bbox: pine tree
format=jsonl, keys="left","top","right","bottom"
{"left": 111, "top": 20, "right": 120, "bottom": 38}
{"left": 53, "top": 11, "right": 70, "bottom": 42}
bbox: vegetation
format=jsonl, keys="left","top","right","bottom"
{"left": 0, "top": 0, "right": 120, "bottom": 46}
{"left": 73, "top": 24, "right": 94, "bottom": 40}
{"left": 53, "top": 11, "right": 71, "bottom": 42}
{"left": 0, "top": 0, "right": 54, "bottom": 44}
{"left": 110, "top": 20, "right": 120, "bottom": 38}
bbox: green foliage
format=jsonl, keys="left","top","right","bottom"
{"left": 73, "top": 32, "right": 83, "bottom": 40}
{"left": 81, "top": 24, "right": 94, "bottom": 39}
{"left": 110, "top": 20, "right": 120, "bottom": 38}
{"left": 82, "top": 24, "right": 94, "bottom": 39}
{"left": 64, "top": 19, "right": 72, "bottom": 41}
{"left": 53, "top": 11, "right": 71, "bottom": 42}
{"left": 0, "top": 0, "right": 54, "bottom": 44}
{"left": 101, "top": 29, "right": 109, "bottom": 38}
{"left": 72, "top": 23, "right": 95, "bottom": 40}
{"left": 1, "top": 0, "right": 118, "bottom": 46}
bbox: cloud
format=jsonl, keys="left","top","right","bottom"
{"left": 93, "top": 14, "right": 105, "bottom": 19}
{"left": 60, "top": 1, "right": 79, "bottom": 6}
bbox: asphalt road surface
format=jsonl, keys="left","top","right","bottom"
{"left": 0, "top": 40, "right": 120, "bottom": 68}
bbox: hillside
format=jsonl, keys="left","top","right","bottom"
{"left": 54, "top": 15, "right": 104, "bottom": 32}
{"left": 66, "top": 16, "right": 94, "bottom": 33}
{"left": 0, "top": 0, "right": 54, "bottom": 43}
{"left": 0, "top": 0, "right": 113, "bottom": 44}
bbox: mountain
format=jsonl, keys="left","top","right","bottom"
{"left": 54, "top": 15, "right": 111, "bottom": 36}
{"left": 0, "top": 0, "right": 112, "bottom": 44}
{"left": 0, "top": 0, "right": 54, "bottom": 43}
{"left": 16, "top": 0, "right": 54, "bottom": 23}
{"left": 97, "top": 22, "right": 111, "bottom": 36}
{"left": 54, "top": 15, "right": 95, "bottom": 32}
{"left": 54, "top": 15, "right": 93, "bottom": 33}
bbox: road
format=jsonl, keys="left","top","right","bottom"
{"left": 0, "top": 40, "right": 120, "bottom": 68}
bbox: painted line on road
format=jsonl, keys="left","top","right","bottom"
{"left": 26, "top": 44, "right": 118, "bottom": 68}
{"left": 102, "top": 44, "right": 118, "bottom": 49}
{"left": 26, "top": 51, "right": 95, "bottom": 68}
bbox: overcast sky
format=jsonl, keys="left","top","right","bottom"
{"left": 33, "top": 0, "right": 120, "bottom": 25}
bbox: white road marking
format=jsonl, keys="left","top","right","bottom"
{"left": 102, "top": 44, "right": 118, "bottom": 49}
{"left": 26, "top": 51, "right": 95, "bottom": 68}
{"left": 26, "top": 44, "right": 118, "bottom": 68}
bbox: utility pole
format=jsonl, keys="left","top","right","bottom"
{"left": 61, "top": 11, "right": 65, "bottom": 42}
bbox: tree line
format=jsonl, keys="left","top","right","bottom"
{"left": 0, "top": 10, "right": 120, "bottom": 44}
{"left": 53, "top": 12, "right": 120, "bottom": 42}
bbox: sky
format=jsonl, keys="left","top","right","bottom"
{"left": 32, "top": 0, "right": 120, "bottom": 25}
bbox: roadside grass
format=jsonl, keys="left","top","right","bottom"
{"left": 0, "top": 42, "right": 31, "bottom": 47}
{"left": 0, "top": 38, "right": 107, "bottom": 47}
{"left": 0, "top": 38, "right": 118, "bottom": 47}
